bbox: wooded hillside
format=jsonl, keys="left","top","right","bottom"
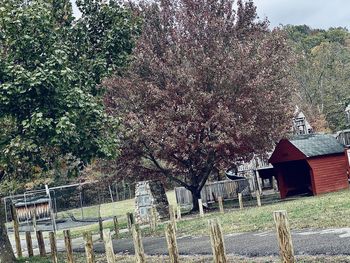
{"left": 286, "top": 25, "right": 350, "bottom": 131}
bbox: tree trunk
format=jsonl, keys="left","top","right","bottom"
{"left": 0, "top": 197, "right": 16, "bottom": 263}
{"left": 189, "top": 163, "right": 214, "bottom": 212}
{"left": 190, "top": 189, "right": 201, "bottom": 212}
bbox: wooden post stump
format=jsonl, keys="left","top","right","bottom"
{"left": 238, "top": 193, "right": 243, "bottom": 209}
{"left": 273, "top": 210, "right": 295, "bottom": 263}
{"left": 49, "top": 232, "right": 58, "bottom": 263}
{"left": 113, "top": 216, "right": 119, "bottom": 239}
{"left": 198, "top": 199, "right": 204, "bottom": 217}
{"left": 165, "top": 222, "right": 179, "bottom": 263}
{"left": 25, "top": 231, "right": 34, "bottom": 257}
{"left": 132, "top": 224, "right": 145, "bottom": 263}
{"left": 11, "top": 204, "right": 22, "bottom": 258}
{"left": 103, "top": 229, "right": 116, "bottom": 263}
{"left": 98, "top": 217, "right": 104, "bottom": 241}
{"left": 208, "top": 218, "right": 227, "bottom": 263}
{"left": 169, "top": 205, "right": 177, "bottom": 230}
{"left": 218, "top": 197, "right": 224, "bottom": 214}
{"left": 36, "top": 230, "right": 46, "bottom": 257}
{"left": 176, "top": 206, "right": 181, "bottom": 220}
{"left": 84, "top": 232, "right": 95, "bottom": 263}
{"left": 64, "top": 230, "right": 74, "bottom": 263}
{"left": 127, "top": 212, "right": 135, "bottom": 232}
{"left": 169, "top": 205, "right": 174, "bottom": 221}
{"left": 256, "top": 191, "right": 261, "bottom": 207}
{"left": 32, "top": 210, "right": 37, "bottom": 233}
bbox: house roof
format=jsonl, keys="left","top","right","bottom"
{"left": 289, "top": 134, "right": 345, "bottom": 157}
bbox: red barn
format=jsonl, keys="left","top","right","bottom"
{"left": 269, "top": 134, "right": 348, "bottom": 199}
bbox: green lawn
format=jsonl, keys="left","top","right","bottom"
{"left": 174, "top": 189, "right": 350, "bottom": 237}
{"left": 15, "top": 189, "right": 350, "bottom": 262}
{"left": 56, "top": 189, "right": 350, "bottom": 239}
{"left": 58, "top": 190, "right": 177, "bottom": 219}
{"left": 13, "top": 189, "right": 350, "bottom": 241}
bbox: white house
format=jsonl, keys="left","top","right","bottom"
{"left": 292, "top": 106, "right": 313, "bottom": 135}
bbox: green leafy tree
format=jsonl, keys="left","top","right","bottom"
{"left": 285, "top": 25, "right": 350, "bottom": 131}
{"left": 0, "top": 0, "right": 139, "bottom": 261}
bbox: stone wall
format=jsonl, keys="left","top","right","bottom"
{"left": 134, "top": 180, "right": 170, "bottom": 223}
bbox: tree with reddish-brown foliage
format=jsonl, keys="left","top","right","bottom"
{"left": 104, "top": 0, "right": 295, "bottom": 211}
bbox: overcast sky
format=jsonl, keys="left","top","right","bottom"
{"left": 255, "top": 0, "right": 349, "bottom": 29}
{"left": 72, "top": 0, "right": 350, "bottom": 30}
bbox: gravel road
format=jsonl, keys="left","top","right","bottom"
{"left": 70, "top": 228, "right": 350, "bottom": 256}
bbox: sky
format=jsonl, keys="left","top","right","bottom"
{"left": 254, "top": 0, "right": 350, "bottom": 29}
{"left": 71, "top": 0, "right": 350, "bottom": 30}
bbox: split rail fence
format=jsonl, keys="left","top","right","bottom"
{"left": 10, "top": 196, "right": 295, "bottom": 263}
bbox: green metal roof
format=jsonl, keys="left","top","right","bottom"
{"left": 290, "top": 134, "right": 345, "bottom": 157}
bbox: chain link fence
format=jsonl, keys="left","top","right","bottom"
{"left": 4, "top": 180, "right": 136, "bottom": 232}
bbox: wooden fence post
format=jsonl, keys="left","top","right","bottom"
{"left": 127, "top": 212, "right": 135, "bottom": 232}
{"left": 98, "top": 217, "right": 104, "bottom": 241}
{"left": 103, "top": 229, "right": 116, "bottom": 263}
{"left": 169, "top": 205, "right": 174, "bottom": 221}
{"left": 256, "top": 191, "right": 261, "bottom": 207}
{"left": 273, "top": 210, "right": 295, "bottom": 263}
{"left": 198, "top": 199, "right": 204, "bottom": 217}
{"left": 165, "top": 222, "right": 179, "bottom": 263}
{"left": 32, "top": 209, "right": 37, "bottom": 233}
{"left": 176, "top": 206, "right": 181, "bottom": 220}
{"left": 272, "top": 177, "right": 278, "bottom": 191}
{"left": 64, "top": 230, "right": 74, "bottom": 263}
{"left": 49, "top": 232, "right": 58, "bottom": 263}
{"left": 169, "top": 205, "right": 177, "bottom": 230}
{"left": 84, "top": 232, "right": 95, "bottom": 263}
{"left": 25, "top": 231, "right": 34, "bottom": 257}
{"left": 36, "top": 230, "right": 46, "bottom": 257}
{"left": 208, "top": 218, "right": 227, "bottom": 263}
{"left": 113, "top": 216, "right": 119, "bottom": 239}
{"left": 11, "top": 204, "right": 22, "bottom": 257}
{"left": 238, "top": 193, "right": 243, "bottom": 210}
{"left": 218, "top": 197, "right": 224, "bottom": 214}
{"left": 132, "top": 224, "right": 145, "bottom": 263}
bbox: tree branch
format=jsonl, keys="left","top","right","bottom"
{"left": 142, "top": 141, "right": 190, "bottom": 189}
{"left": 150, "top": 153, "right": 190, "bottom": 188}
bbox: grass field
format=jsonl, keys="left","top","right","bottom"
{"left": 58, "top": 190, "right": 178, "bottom": 219}
{"left": 55, "top": 189, "right": 350, "bottom": 239}
{"left": 174, "top": 189, "right": 350, "bottom": 236}
{"left": 13, "top": 189, "right": 350, "bottom": 262}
